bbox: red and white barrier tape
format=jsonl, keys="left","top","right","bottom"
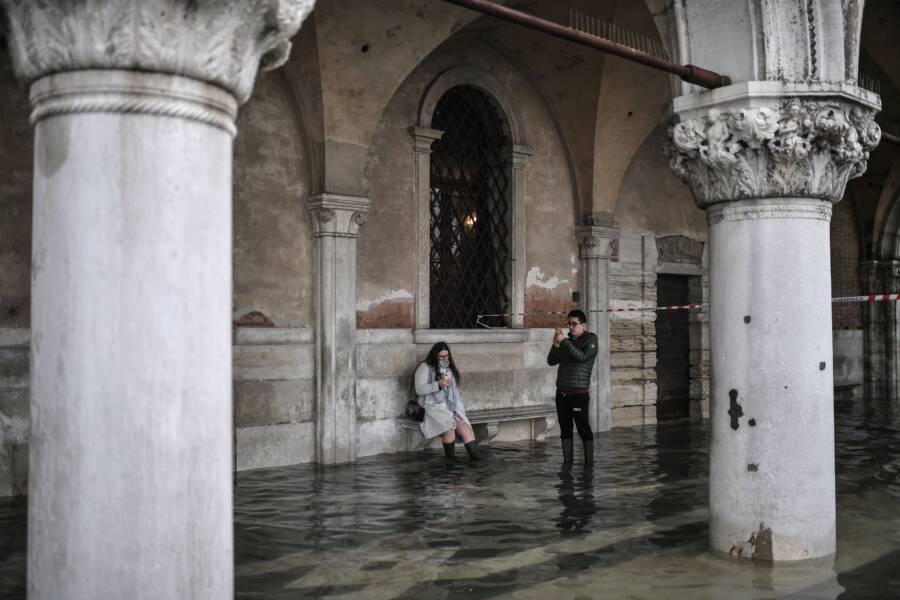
{"left": 475, "top": 293, "right": 900, "bottom": 327}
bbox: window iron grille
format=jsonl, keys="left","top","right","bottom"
{"left": 429, "top": 86, "right": 511, "bottom": 329}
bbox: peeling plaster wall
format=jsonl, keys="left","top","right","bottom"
{"left": 615, "top": 125, "right": 706, "bottom": 237}
{"left": 233, "top": 70, "right": 315, "bottom": 328}
{"left": 592, "top": 0, "right": 671, "bottom": 215}
{"left": 359, "top": 36, "right": 579, "bottom": 329}
{"left": 313, "top": 0, "right": 478, "bottom": 192}
{"left": 230, "top": 69, "right": 318, "bottom": 470}
{"left": 0, "top": 53, "right": 32, "bottom": 329}
{"left": 0, "top": 52, "right": 32, "bottom": 497}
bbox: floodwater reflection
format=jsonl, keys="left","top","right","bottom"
{"left": 0, "top": 397, "right": 898, "bottom": 598}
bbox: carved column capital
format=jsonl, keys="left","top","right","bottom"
{"left": 0, "top": 0, "right": 316, "bottom": 104}
{"left": 666, "top": 83, "right": 881, "bottom": 207}
{"left": 575, "top": 225, "right": 620, "bottom": 260}
{"left": 308, "top": 193, "right": 370, "bottom": 238}
{"left": 501, "top": 144, "right": 534, "bottom": 169}
{"left": 408, "top": 126, "right": 444, "bottom": 154}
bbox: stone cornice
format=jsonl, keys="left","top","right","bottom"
{"left": 667, "top": 88, "right": 881, "bottom": 207}
{"left": 671, "top": 81, "right": 881, "bottom": 118}
{"left": 0, "top": 0, "right": 316, "bottom": 104}
{"left": 408, "top": 126, "right": 444, "bottom": 153}
{"left": 501, "top": 144, "right": 534, "bottom": 169}
{"left": 308, "top": 193, "right": 370, "bottom": 238}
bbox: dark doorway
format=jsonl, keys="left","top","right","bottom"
{"left": 656, "top": 275, "right": 691, "bottom": 421}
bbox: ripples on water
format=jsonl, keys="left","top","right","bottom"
{"left": 2, "top": 399, "right": 900, "bottom": 599}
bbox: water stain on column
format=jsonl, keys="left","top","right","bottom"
{"left": 751, "top": 524, "right": 774, "bottom": 562}
{"left": 36, "top": 118, "right": 70, "bottom": 177}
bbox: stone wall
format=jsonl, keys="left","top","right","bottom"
{"left": 233, "top": 69, "right": 316, "bottom": 328}
{"left": 232, "top": 326, "right": 561, "bottom": 469}
{"left": 233, "top": 328, "right": 316, "bottom": 470}
{"left": 830, "top": 199, "right": 863, "bottom": 330}
{"left": 607, "top": 232, "right": 710, "bottom": 426}
{"left": 0, "top": 329, "right": 28, "bottom": 497}
{"left": 0, "top": 52, "right": 32, "bottom": 330}
{"left": 357, "top": 35, "right": 581, "bottom": 330}
{"left": 833, "top": 330, "right": 863, "bottom": 392}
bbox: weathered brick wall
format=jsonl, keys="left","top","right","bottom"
{"left": 830, "top": 200, "right": 863, "bottom": 330}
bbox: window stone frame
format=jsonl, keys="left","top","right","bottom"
{"left": 409, "top": 65, "right": 531, "bottom": 339}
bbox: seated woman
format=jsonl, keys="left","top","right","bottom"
{"left": 414, "top": 342, "right": 481, "bottom": 461}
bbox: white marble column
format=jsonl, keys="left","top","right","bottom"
{"left": 308, "top": 193, "right": 369, "bottom": 464}
{"left": 575, "top": 225, "right": 619, "bottom": 433}
{"left": 409, "top": 127, "right": 444, "bottom": 329}
{"left": 669, "top": 86, "right": 880, "bottom": 561}
{"left": 0, "top": 1, "right": 314, "bottom": 597}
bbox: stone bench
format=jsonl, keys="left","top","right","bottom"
{"left": 400, "top": 404, "right": 557, "bottom": 451}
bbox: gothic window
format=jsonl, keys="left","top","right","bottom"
{"left": 429, "top": 86, "right": 511, "bottom": 329}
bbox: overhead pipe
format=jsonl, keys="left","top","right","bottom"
{"left": 438, "top": 0, "right": 731, "bottom": 89}
{"left": 882, "top": 130, "right": 900, "bottom": 148}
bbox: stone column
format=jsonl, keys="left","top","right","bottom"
{"left": 861, "top": 260, "right": 885, "bottom": 399}
{"left": 884, "top": 263, "right": 900, "bottom": 401}
{"left": 503, "top": 144, "right": 533, "bottom": 328}
{"left": 308, "top": 193, "right": 369, "bottom": 464}
{"left": 0, "top": 1, "right": 315, "bottom": 598}
{"left": 575, "top": 225, "right": 620, "bottom": 433}
{"left": 409, "top": 127, "right": 443, "bottom": 329}
{"left": 862, "top": 260, "right": 900, "bottom": 400}
{"left": 668, "top": 85, "right": 880, "bottom": 561}
{"left": 859, "top": 260, "right": 884, "bottom": 398}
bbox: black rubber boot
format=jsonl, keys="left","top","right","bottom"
{"left": 583, "top": 439, "right": 594, "bottom": 466}
{"left": 443, "top": 442, "right": 455, "bottom": 460}
{"left": 562, "top": 438, "right": 574, "bottom": 466}
{"left": 464, "top": 440, "right": 482, "bottom": 461}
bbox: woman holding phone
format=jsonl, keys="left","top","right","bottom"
{"left": 413, "top": 341, "right": 481, "bottom": 461}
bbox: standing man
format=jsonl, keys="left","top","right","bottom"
{"left": 547, "top": 309, "right": 598, "bottom": 467}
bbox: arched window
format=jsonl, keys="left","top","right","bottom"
{"left": 429, "top": 86, "right": 510, "bottom": 328}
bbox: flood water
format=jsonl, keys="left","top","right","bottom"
{"left": 2, "top": 398, "right": 899, "bottom": 598}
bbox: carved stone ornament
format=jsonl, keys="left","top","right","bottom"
{"left": 574, "top": 225, "right": 619, "bottom": 260}
{"left": 0, "top": 0, "right": 316, "bottom": 104}
{"left": 307, "top": 193, "right": 370, "bottom": 238}
{"left": 667, "top": 99, "right": 881, "bottom": 206}
{"left": 656, "top": 235, "right": 704, "bottom": 265}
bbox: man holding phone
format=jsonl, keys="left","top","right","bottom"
{"left": 547, "top": 309, "right": 598, "bottom": 467}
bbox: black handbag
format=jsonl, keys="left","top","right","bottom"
{"left": 405, "top": 399, "right": 425, "bottom": 422}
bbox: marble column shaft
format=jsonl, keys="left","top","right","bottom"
{"left": 0, "top": 1, "right": 315, "bottom": 597}
{"left": 668, "top": 83, "right": 881, "bottom": 561}
{"left": 575, "top": 225, "right": 619, "bottom": 433}
{"left": 309, "top": 193, "right": 369, "bottom": 464}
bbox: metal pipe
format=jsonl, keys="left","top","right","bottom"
{"left": 883, "top": 130, "right": 900, "bottom": 148}
{"left": 438, "top": 0, "right": 731, "bottom": 89}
